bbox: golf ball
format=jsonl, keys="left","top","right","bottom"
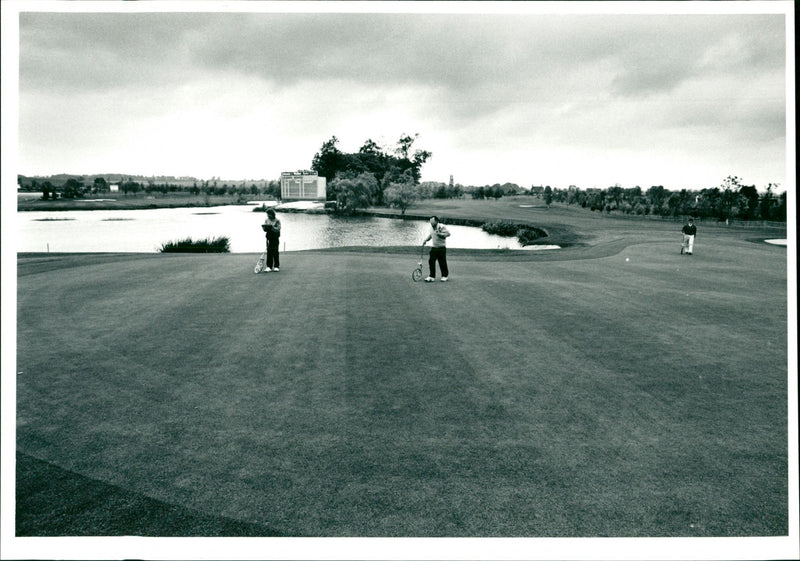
{"left": 625, "top": 257, "right": 629, "bottom": 262}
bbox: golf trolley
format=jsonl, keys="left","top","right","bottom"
{"left": 254, "top": 240, "right": 268, "bottom": 273}
{"left": 680, "top": 234, "right": 691, "bottom": 255}
{"left": 411, "top": 244, "right": 425, "bottom": 282}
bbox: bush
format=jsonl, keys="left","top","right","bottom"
{"left": 159, "top": 236, "right": 231, "bottom": 253}
{"left": 516, "top": 226, "right": 547, "bottom": 246}
{"left": 481, "top": 221, "right": 547, "bottom": 246}
{"left": 481, "top": 221, "right": 522, "bottom": 237}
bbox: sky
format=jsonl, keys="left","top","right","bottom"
{"left": 6, "top": 2, "right": 794, "bottom": 192}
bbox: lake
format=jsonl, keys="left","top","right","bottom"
{"left": 16, "top": 205, "right": 559, "bottom": 253}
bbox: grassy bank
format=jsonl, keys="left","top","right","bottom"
{"left": 15, "top": 228, "right": 789, "bottom": 538}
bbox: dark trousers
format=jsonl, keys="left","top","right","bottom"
{"left": 429, "top": 247, "right": 448, "bottom": 278}
{"left": 267, "top": 242, "right": 280, "bottom": 269}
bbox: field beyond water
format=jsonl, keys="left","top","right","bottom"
{"left": 14, "top": 198, "right": 789, "bottom": 538}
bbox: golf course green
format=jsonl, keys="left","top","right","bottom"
{"left": 15, "top": 199, "right": 789, "bottom": 537}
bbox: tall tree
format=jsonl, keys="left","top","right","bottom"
{"left": 759, "top": 183, "right": 778, "bottom": 220}
{"left": 719, "top": 175, "right": 743, "bottom": 221}
{"left": 739, "top": 184, "right": 759, "bottom": 219}
{"left": 311, "top": 136, "right": 344, "bottom": 182}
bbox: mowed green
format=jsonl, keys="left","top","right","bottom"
{"left": 15, "top": 228, "right": 788, "bottom": 536}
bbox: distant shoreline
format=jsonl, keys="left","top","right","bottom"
{"left": 17, "top": 193, "right": 266, "bottom": 212}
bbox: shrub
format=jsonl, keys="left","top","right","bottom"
{"left": 481, "top": 221, "right": 522, "bottom": 237}
{"left": 482, "top": 221, "right": 547, "bottom": 246}
{"left": 516, "top": 226, "right": 547, "bottom": 246}
{"left": 159, "top": 236, "right": 231, "bottom": 253}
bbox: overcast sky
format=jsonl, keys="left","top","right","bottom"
{"left": 10, "top": 2, "right": 792, "bottom": 190}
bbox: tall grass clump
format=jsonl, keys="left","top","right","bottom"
{"left": 482, "top": 221, "right": 547, "bottom": 246}
{"left": 159, "top": 236, "right": 231, "bottom": 253}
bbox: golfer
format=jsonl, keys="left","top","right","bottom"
{"left": 423, "top": 215, "right": 451, "bottom": 282}
{"left": 262, "top": 208, "right": 281, "bottom": 271}
{"left": 682, "top": 217, "right": 697, "bottom": 255}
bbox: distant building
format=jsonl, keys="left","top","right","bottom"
{"left": 280, "top": 170, "right": 326, "bottom": 201}
{"left": 109, "top": 184, "right": 119, "bottom": 192}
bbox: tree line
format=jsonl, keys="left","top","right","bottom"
{"left": 19, "top": 176, "right": 283, "bottom": 200}
{"left": 537, "top": 176, "right": 786, "bottom": 222}
{"left": 19, "top": 145, "right": 785, "bottom": 222}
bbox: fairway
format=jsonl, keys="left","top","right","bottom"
{"left": 15, "top": 232, "right": 788, "bottom": 536}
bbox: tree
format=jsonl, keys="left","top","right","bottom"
{"left": 357, "top": 138, "right": 387, "bottom": 191}
{"left": 392, "top": 133, "right": 431, "bottom": 184}
{"left": 311, "top": 136, "right": 344, "bottom": 182}
{"left": 759, "top": 183, "right": 777, "bottom": 220}
{"left": 330, "top": 172, "right": 376, "bottom": 214}
{"left": 607, "top": 184, "right": 623, "bottom": 210}
{"left": 311, "top": 134, "right": 431, "bottom": 206}
{"left": 665, "top": 192, "right": 684, "bottom": 217}
{"left": 384, "top": 171, "right": 418, "bottom": 215}
{"left": 62, "top": 178, "right": 84, "bottom": 199}
{"left": 774, "top": 191, "right": 787, "bottom": 221}
{"left": 447, "top": 182, "right": 463, "bottom": 199}
{"left": 739, "top": 184, "right": 759, "bottom": 219}
{"left": 41, "top": 181, "right": 53, "bottom": 200}
{"left": 543, "top": 186, "right": 553, "bottom": 208}
{"left": 395, "top": 134, "right": 417, "bottom": 159}
{"left": 647, "top": 185, "right": 666, "bottom": 206}
{"left": 93, "top": 177, "right": 108, "bottom": 193}
{"left": 719, "top": 175, "right": 743, "bottom": 221}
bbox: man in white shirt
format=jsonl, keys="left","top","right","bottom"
{"left": 422, "top": 215, "right": 451, "bottom": 282}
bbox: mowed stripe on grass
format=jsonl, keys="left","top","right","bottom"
{"left": 15, "top": 237, "right": 788, "bottom": 536}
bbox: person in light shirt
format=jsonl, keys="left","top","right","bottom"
{"left": 422, "top": 215, "right": 451, "bottom": 282}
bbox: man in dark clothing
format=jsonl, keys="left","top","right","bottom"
{"left": 681, "top": 217, "right": 697, "bottom": 255}
{"left": 262, "top": 208, "right": 281, "bottom": 271}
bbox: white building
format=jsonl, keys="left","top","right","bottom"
{"left": 280, "top": 171, "right": 326, "bottom": 201}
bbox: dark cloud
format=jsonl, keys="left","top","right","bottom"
{"left": 15, "top": 9, "right": 787, "bottom": 187}
{"left": 608, "top": 15, "right": 785, "bottom": 96}
{"left": 20, "top": 12, "right": 784, "bottom": 104}
{"left": 19, "top": 13, "right": 213, "bottom": 91}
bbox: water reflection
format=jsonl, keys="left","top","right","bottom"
{"left": 17, "top": 205, "right": 557, "bottom": 253}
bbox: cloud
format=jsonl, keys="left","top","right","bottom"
{"left": 15, "top": 10, "right": 788, "bottom": 189}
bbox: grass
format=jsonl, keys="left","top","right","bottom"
{"left": 14, "top": 215, "right": 789, "bottom": 539}
{"left": 159, "top": 236, "right": 231, "bottom": 253}
{"left": 16, "top": 452, "right": 282, "bottom": 536}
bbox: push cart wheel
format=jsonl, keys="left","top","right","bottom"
{"left": 411, "top": 268, "right": 423, "bottom": 282}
